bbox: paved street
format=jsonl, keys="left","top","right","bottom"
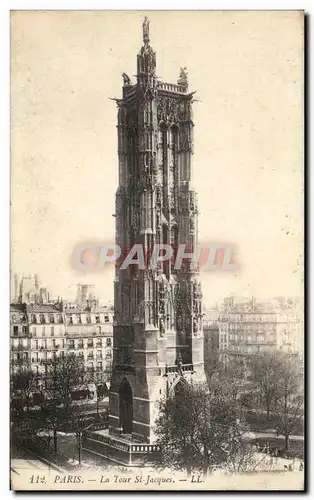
{"left": 10, "top": 444, "right": 62, "bottom": 478}
{"left": 252, "top": 431, "right": 304, "bottom": 441}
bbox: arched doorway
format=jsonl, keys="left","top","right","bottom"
{"left": 173, "top": 378, "right": 190, "bottom": 425}
{"left": 119, "top": 378, "right": 133, "bottom": 435}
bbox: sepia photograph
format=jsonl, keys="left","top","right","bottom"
{"left": 10, "top": 10, "right": 304, "bottom": 491}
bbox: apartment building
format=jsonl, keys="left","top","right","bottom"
{"left": 10, "top": 304, "right": 30, "bottom": 372}
{"left": 64, "top": 306, "right": 113, "bottom": 385}
{"left": 218, "top": 296, "right": 303, "bottom": 368}
{"left": 203, "top": 309, "right": 220, "bottom": 375}
{"left": 10, "top": 302, "right": 114, "bottom": 397}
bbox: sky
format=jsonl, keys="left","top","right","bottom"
{"left": 10, "top": 10, "right": 304, "bottom": 306}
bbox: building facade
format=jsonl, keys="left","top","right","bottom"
{"left": 11, "top": 274, "right": 50, "bottom": 305}
{"left": 203, "top": 309, "right": 220, "bottom": 378}
{"left": 64, "top": 306, "right": 113, "bottom": 386}
{"left": 105, "top": 17, "right": 205, "bottom": 449}
{"left": 10, "top": 302, "right": 114, "bottom": 398}
{"left": 218, "top": 296, "right": 303, "bottom": 368}
{"left": 10, "top": 304, "right": 30, "bottom": 373}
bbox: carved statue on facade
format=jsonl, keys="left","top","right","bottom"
{"left": 190, "top": 216, "right": 195, "bottom": 234}
{"left": 158, "top": 280, "right": 166, "bottom": 316}
{"left": 177, "top": 352, "right": 183, "bottom": 375}
{"left": 176, "top": 312, "right": 183, "bottom": 331}
{"left": 159, "top": 318, "right": 165, "bottom": 336}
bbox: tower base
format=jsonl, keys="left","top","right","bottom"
{"left": 82, "top": 429, "right": 160, "bottom": 467}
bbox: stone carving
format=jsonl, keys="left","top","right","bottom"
{"left": 143, "top": 16, "right": 150, "bottom": 45}
{"left": 158, "top": 280, "right": 166, "bottom": 316}
{"left": 179, "top": 134, "right": 192, "bottom": 153}
{"left": 177, "top": 352, "right": 183, "bottom": 375}
{"left": 159, "top": 318, "right": 165, "bottom": 336}
{"left": 176, "top": 312, "right": 183, "bottom": 331}
{"left": 189, "top": 191, "right": 197, "bottom": 212}
{"left": 157, "top": 97, "right": 179, "bottom": 124}
{"left": 177, "top": 101, "right": 192, "bottom": 122}
{"left": 190, "top": 216, "right": 195, "bottom": 235}
{"left": 122, "top": 73, "right": 131, "bottom": 86}
{"left": 177, "top": 67, "right": 188, "bottom": 90}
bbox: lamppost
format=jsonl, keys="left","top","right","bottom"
{"left": 76, "top": 414, "right": 83, "bottom": 466}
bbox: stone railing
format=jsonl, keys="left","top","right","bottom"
{"left": 165, "top": 363, "right": 194, "bottom": 374}
{"left": 83, "top": 431, "right": 160, "bottom": 454}
{"left": 157, "top": 82, "right": 186, "bottom": 94}
{"left": 84, "top": 432, "right": 130, "bottom": 452}
{"left": 84, "top": 422, "right": 108, "bottom": 432}
{"left": 130, "top": 444, "right": 160, "bottom": 453}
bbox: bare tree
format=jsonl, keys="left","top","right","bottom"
{"left": 42, "top": 353, "right": 87, "bottom": 457}
{"left": 273, "top": 353, "right": 304, "bottom": 450}
{"left": 154, "top": 380, "right": 257, "bottom": 476}
{"left": 11, "top": 368, "right": 44, "bottom": 439}
{"left": 248, "top": 351, "right": 282, "bottom": 416}
{"left": 11, "top": 369, "right": 38, "bottom": 413}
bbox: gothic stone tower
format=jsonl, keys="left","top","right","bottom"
{"left": 109, "top": 17, "right": 205, "bottom": 445}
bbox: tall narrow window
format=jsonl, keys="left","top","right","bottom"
{"left": 162, "top": 224, "right": 169, "bottom": 277}
{"left": 169, "top": 125, "right": 177, "bottom": 210}
{"left": 161, "top": 124, "right": 168, "bottom": 205}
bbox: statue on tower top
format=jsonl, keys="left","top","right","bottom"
{"left": 143, "top": 16, "right": 150, "bottom": 45}
{"left": 178, "top": 66, "right": 189, "bottom": 91}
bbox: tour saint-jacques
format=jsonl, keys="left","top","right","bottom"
{"left": 82, "top": 17, "right": 206, "bottom": 465}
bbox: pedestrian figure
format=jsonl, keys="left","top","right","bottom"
{"left": 275, "top": 426, "right": 279, "bottom": 437}
{"left": 288, "top": 463, "right": 293, "bottom": 471}
{"left": 299, "top": 462, "right": 304, "bottom": 471}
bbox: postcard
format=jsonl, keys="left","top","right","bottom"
{"left": 10, "top": 10, "right": 304, "bottom": 491}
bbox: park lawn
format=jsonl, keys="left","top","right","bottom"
{"left": 246, "top": 410, "right": 304, "bottom": 435}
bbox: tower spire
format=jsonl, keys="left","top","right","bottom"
{"left": 137, "top": 16, "right": 156, "bottom": 86}
{"left": 142, "top": 16, "right": 150, "bottom": 45}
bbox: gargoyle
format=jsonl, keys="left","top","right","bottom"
{"left": 122, "top": 73, "right": 131, "bottom": 86}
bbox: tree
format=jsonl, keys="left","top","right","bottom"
{"left": 248, "top": 351, "right": 282, "bottom": 416}
{"left": 248, "top": 351, "right": 304, "bottom": 450}
{"left": 11, "top": 368, "right": 44, "bottom": 439}
{"left": 42, "top": 353, "right": 88, "bottom": 458}
{"left": 11, "top": 369, "right": 38, "bottom": 413}
{"left": 154, "top": 379, "right": 256, "bottom": 476}
{"left": 273, "top": 353, "right": 304, "bottom": 450}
